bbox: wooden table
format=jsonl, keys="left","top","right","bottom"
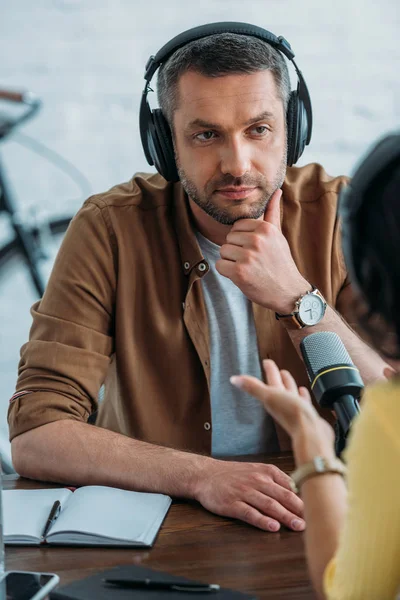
{"left": 3, "top": 453, "right": 316, "bottom": 599}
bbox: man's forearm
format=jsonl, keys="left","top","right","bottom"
{"left": 11, "top": 420, "right": 211, "bottom": 498}
{"left": 285, "top": 305, "right": 388, "bottom": 385}
{"left": 11, "top": 416, "right": 308, "bottom": 533}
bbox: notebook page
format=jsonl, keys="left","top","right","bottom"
{"left": 3, "top": 488, "right": 72, "bottom": 543}
{"left": 47, "top": 485, "right": 171, "bottom": 544}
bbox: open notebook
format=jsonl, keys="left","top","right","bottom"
{"left": 3, "top": 486, "right": 172, "bottom": 547}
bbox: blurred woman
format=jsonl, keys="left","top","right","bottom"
{"left": 231, "top": 132, "right": 400, "bottom": 600}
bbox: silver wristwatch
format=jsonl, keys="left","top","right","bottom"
{"left": 276, "top": 285, "right": 327, "bottom": 329}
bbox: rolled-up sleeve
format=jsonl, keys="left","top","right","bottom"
{"left": 8, "top": 200, "right": 116, "bottom": 440}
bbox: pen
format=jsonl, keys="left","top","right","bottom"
{"left": 103, "top": 578, "right": 220, "bottom": 593}
{"left": 41, "top": 500, "right": 61, "bottom": 540}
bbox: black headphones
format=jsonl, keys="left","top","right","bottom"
{"left": 139, "top": 22, "right": 313, "bottom": 182}
{"left": 339, "top": 131, "right": 400, "bottom": 289}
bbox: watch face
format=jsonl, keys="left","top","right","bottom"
{"left": 298, "top": 293, "right": 326, "bottom": 326}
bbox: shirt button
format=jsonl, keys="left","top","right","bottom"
{"left": 204, "top": 422, "right": 211, "bottom": 431}
{"left": 184, "top": 262, "right": 190, "bottom": 270}
{"left": 198, "top": 262, "right": 207, "bottom": 272}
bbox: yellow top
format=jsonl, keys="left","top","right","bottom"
{"left": 323, "top": 379, "right": 400, "bottom": 599}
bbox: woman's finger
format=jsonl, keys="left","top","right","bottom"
{"left": 280, "top": 369, "right": 299, "bottom": 394}
{"left": 230, "top": 375, "right": 306, "bottom": 435}
{"left": 230, "top": 375, "right": 288, "bottom": 415}
{"left": 262, "top": 359, "right": 285, "bottom": 389}
{"left": 230, "top": 374, "right": 270, "bottom": 403}
{"left": 299, "top": 386, "right": 312, "bottom": 403}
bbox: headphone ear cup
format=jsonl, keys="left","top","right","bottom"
{"left": 152, "top": 109, "right": 179, "bottom": 182}
{"left": 286, "top": 89, "right": 308, "bottom": 166}
{"left": 286, "top": 92, "right": 299, "bottom": 167}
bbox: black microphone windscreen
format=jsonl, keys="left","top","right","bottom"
{"left": 300, "top": 331, "right": 354, "bottom": 380}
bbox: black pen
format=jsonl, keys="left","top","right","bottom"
{"left": 103, "top": 577, "right": 220, "bottom": 593}
{"left": 41, "top": 500, "right": 62, "bottom": 540}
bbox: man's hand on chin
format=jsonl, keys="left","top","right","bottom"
{"left": 193, "top": 459, "right": 305, "bottom": 532}
{"left": 215, "top": 189, "right": 309, "bottom": 313}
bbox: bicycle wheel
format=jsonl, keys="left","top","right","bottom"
{"left": 0, "top": 216, "right": 71, "bottom": 473}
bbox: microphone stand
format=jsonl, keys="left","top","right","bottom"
{"left": 333, "top": 394, "right": 361, "bottom": 457}
{"left": 334, "top": 421, "right": 347, "bottom": 458}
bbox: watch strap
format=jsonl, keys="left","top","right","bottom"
{"left": 275, "top": 312, "right": 304, "bottom": 330}
{"left": 290, "top": 456, "right": 347, "bottom": 493}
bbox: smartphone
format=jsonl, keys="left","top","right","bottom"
{"left": 0, "top": 571, "right": 59, "bottom": 600}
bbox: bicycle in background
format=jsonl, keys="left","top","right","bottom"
{"left": 0, "top": 89, "right": 90, "bottom": 472}
{"left": 0, "top": 89, "right": 75, "bottom": 296}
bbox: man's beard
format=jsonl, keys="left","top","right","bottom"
{"left": 177, "top": 151, "right": 287, "bottom": 225}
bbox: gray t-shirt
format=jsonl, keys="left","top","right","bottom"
{"left": 196, "top": 231, "right": 279, "bottom": 457}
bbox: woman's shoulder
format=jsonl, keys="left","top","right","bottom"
{"left": 364, "top": 378, "right": 400, "bottom": 415}
{"left": 346, "top": 378, "right": 400, "bottom": 459}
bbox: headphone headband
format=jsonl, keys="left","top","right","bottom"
{"left": 341, "top": 132, "right": 400, "bottom": 219}
{"left": 339, "top": 131, "right": 400, "bottom": 291}
{"left": 144, "top": 22, "right": 295, "bottom": 81}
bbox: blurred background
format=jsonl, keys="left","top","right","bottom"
{"left": 0, "top": 0, "right": 399, "bottom": 470}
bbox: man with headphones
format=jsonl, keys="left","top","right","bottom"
{"left": 9, "top": 23, "right": 388, "bottom": 533}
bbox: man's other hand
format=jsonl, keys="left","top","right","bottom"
{"left": 194, "top": 460, "right": 305, "bottom": 532}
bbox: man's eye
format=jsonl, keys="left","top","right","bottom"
{"left": 196, "top": 131, "right": 216, "bottom": 141}
{"left": 250, "top": 125, "right": 268, "bottom": 136}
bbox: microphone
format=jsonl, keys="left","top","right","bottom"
{"left": 300, "top": 332, "right": 363, "bottom": 439}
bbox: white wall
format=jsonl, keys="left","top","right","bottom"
{"left": 1, "top": 0, "right": 399, "bottom": 208}
{"left": 0, "top": 0, "right": 399, "bottom": 469}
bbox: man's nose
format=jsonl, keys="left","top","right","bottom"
{"left": 219, "top": 138, "right": 251, "bottom": 178}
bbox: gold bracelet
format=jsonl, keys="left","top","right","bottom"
{"left": 290, "top": 456, "right": 347, "bottom": 493}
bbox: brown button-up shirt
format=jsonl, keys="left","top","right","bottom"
{"left": 8, "top": 163, "right": 350, "bottom": 453}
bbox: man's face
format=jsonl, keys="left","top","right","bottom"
{"left": 173, "top": 70, "right": 287, "bottom": 225}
